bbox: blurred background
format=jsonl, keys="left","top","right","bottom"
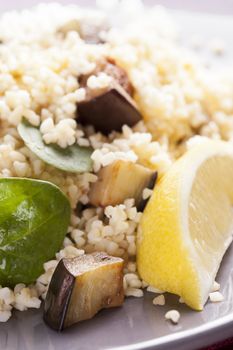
{"left": 1, "top": 0, "right": 233, "bottom": 14}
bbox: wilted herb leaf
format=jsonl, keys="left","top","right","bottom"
{"left": 18, "top": 120, "right": 93, "bottom": 173}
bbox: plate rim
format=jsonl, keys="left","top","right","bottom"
{"left": 110, "top": 310, "right": 233, "bottom": 350}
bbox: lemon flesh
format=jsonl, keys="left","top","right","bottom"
{"left": 137, "top": 140, "right": 233, "bottom": 310}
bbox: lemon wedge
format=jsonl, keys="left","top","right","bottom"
{"left": 137, "top": 140, "right": 233, "bottom": 310}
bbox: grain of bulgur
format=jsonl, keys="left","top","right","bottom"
{"left": 153, "top": 295, "right": 165, "bottom": 306}
{"left": 209, "top": 292, "right": 224, "bottom": 303}
{"left": 165, "top": 310, "right": 180, "bottom": 324}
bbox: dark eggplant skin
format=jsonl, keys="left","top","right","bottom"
{"left": 44, "top": 253, "right": 124, "bottom": 331}
{"left": 137, "top": 171, "right": 158, "bottom": 212}
{"left": 43, "top": 259, "right": 74, "bottom": 331}
{"left": 103, "top": 60, "right": 134, "bottom": 96}
{"left": 77, "top": 85, "right": 142, "bottom": 135}
{"left": 79, "top": 60, "right": 134, "bottom": 97}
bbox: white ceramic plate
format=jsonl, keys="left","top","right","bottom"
{"left": 1, "top": 2, "right": 233, "bottom": 350}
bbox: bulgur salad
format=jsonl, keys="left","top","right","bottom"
{"left": 0, "top": 1, "right": 232, "bottom": 330}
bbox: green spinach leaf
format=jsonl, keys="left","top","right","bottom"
{"left": 0, "top": 178, "right": 70, "bottom": 286}
{"left": 18, "top": 120, "right": 93, "bottom": 173}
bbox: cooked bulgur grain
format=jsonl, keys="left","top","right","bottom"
{"left": 211, "top": 281, "right": 221, "bottom": 292}
{"left": 209, "top": 292, "right": 224, "bottom": 303}
{"left": 0, "top": 1, "right": 232, "bottom": 321}
{"left": 165, "top": 310, "right": 180, "bottom": 324}
{"left": 153, "top": 295, "right": 165, "bottom": 306}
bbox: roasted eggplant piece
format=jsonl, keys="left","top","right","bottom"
{"left": 79, "top": 59, "right": 134, "bottom": 96}
{"left": 103, "top": 59, "right": 134, "bottom": 96}
{"left": 77, "top": 61, "right": 142, "bottom": 134}
{"left": 44, "top": 253, "right": 124, "bottom": 331}
{"left": 77, "top": 85, "right": 141, "bottom": 134}
{"left": 89, "top": 160, "right": 157, "bottom": 210}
